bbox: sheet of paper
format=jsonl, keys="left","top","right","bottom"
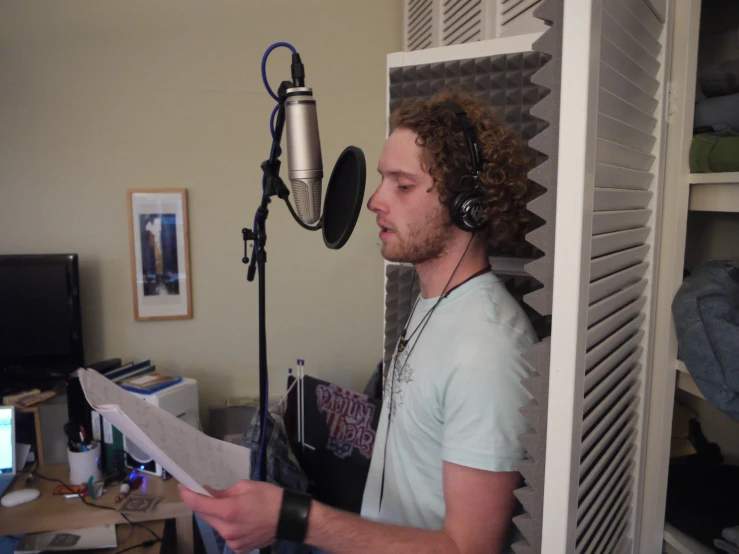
{"left": 15, "top": 523, "right": 117, "bottom": 551}
{"left": 78, "top": 368, "right": 251, "bottom": 496}
{"left": 15, "top": 443, "right": 31, "bottom": 471}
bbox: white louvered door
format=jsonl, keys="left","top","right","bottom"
{"left": 442, "top": 0, "right": 484, "bottom": 45}
{"left": 402, "top": 0, "right": 546, "bottom": 50}
{"left": 405, "top": 0, "right": 435, "bottom": 51}
{"left": 542, "top": 0, "right": 670, "bottom": 552}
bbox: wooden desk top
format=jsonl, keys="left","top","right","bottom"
{"left": 0, "top": 464, "right": 191, "bottom": 536}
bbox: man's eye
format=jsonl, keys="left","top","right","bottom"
{"left": 398, "top": 184, "right": 412, "bottom": 191}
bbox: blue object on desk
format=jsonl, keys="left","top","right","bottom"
{"left": 0, "top": 536, "right": 20, "bottom": 554}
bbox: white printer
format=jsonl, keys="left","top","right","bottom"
{"left": 123, "top": 377, "right": 200, "bottom": 476}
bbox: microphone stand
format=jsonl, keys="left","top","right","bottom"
{"left": 242, "top": 81, "right": 293, "bottom": 488}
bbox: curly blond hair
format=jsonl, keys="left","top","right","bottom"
{"left": 390, "top": 89, "right": 534, "bottom": 255}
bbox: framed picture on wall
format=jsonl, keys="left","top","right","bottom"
{"left": 127, "top": 189, "right": 192, "bottom": 321}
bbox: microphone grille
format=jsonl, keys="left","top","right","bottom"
{"left": 290, "top": 179, "right": 322, "bottom": 225}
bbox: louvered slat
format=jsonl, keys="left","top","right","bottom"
{"left": 593, "top": 188, "right": 652, "bottom": 211}
{"left": 578, "top": 465, "right": 633, "bottom": 546}
{"left": 578, "top": 454, "right": 634, "bottom": 529}
{"left": 595, "top": 500, "right": 632, "bottom": 554}
{"left": 587, "top": 280, "right": 647, "bottom": 325}
{"left": 597, "top": 137, "right": 655, "bottom": 171}
{"left": 601, "top": 11, "right": 660, "bottom": 74}
{"left": 590, "top": 244, "right": 650, "bottom": 281}
{"left": 589, "top": 263, "right": 648, "bottom": 305}
{"left": 595, "top": 163, "right": 654, "bottom": 190}
{"left": 500, "top": 0, "right": 542, "bottom": 26}
{"left": 590, "top": 227, "right": 650, "bottom": 258}
{"left": 442, "top": 0, "right": 481, "bottom": 45}
{"left": 601, "top": 38, "right": 659, "bottom": 94}
{"left": 584, "top": 315, "right": 644, "bottom": 371}
{"left": 580, "top": 407, "right": 637, "bottom": 481}
{"left": 600, "top": 64, "right": 660, "bottom": 116}
{"left": 597, "top": 113, "right": 657, "bottom": 153}
{"left": 584, "top": 344, "right": 642, "bottom": 394}
{"left": 586, "top": 298, "right": 645, "bottom": 349}
{"left": 582, "top": 366, "right": 638, "bottom": 435}
{"left": 592, "top": 209, "right": 651, "bottom": 234}
{"left": 603, "top": 0, "right": 662, "bottom": 54}
{"left": 581, "top": 489, "right": 632, "bottom": 554}
{"left": 407, "top": 0, "right": 434, "bottom": 50}
{"left": 582, "top": 375, "right": 638, "bottom": 446}
{"left": 578, "top": 427, "right": 635, "bottom": 510}
{"left": 601, "top": 510, "right": 631, "bottom": 554}
{"left": 607, "top": 0, "right": 662, "bottom": 39}
{"left": 598, "top": 88, "right": 657, "bottom": 132}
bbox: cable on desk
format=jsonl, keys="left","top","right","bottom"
{"left": 31, "top": 470, "right": 163, "bottom": 550}
{"left": 116, "top": 538, "right": 161, "bottom": 553}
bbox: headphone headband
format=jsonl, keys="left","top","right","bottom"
{"left": 439, "top": 101, "right": 483, "bottom": 177}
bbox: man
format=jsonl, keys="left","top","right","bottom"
{"left": 180, "top": 89, "right": 538, "bottom": 554}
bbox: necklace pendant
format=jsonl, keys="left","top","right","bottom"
{"left": 397, "top": 337, "right": 407, "bottom": 353}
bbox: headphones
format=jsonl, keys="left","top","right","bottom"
{"left": 440, "top": 101, "right": 487, "bottom": 233}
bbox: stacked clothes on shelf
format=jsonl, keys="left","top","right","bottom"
{"left": 669, "top": 259, "right": 739, "bottom": 552}
{"left": 690, "top": 6, "right": 739, "bottom": 173}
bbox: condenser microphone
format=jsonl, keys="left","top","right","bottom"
{"left": 285, "top": 86, "right": 323, "bottom": 225}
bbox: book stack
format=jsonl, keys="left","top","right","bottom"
{"left": 91, "top": 359, "right": 157, "bottom": 475}
{"left": 120, "top": 372, "right": 182, "bottom": 394}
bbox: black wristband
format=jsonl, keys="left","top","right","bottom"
{"left": 275, "top": 489, "right": 312, "bottom": 544}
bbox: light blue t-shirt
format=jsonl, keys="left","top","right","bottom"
{"left": 361, "top": 272, "right": 537, "bottom": 531}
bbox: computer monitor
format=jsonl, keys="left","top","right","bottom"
{"left": 0, "top": 254, "right": 84, "bottom": 384}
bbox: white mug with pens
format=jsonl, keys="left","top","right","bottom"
{"left": 64, "top": 421, "right": 102, "bottom": 485}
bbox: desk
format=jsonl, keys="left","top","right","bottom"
{"left": 99, "top": 520, "right": 165, "bottom": 553}
{"left": 0, "top": 465, "right": 193, "bottom": 554}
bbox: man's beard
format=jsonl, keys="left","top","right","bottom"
{"left": 381, "top": 204, "right": 455, "bottom": 264}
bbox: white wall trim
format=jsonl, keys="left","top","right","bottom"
{"left": 637, "top": 1, "right": 702, "bottom": 551}
{"left": 387, "top": 32, "right": 543, "bottom": 68}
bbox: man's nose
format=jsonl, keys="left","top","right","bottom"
{"left": 367, "top": 179, "right": 387, "bottom": 214}
{"left": 367, "top": 182, "right": 386, "bottom": 214}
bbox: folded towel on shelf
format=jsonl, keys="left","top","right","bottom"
{"left": 716, "top": 538, "right": 739, "bottom": 554}
{"left": 689, "top": 133, "right": 739, "bottom": 173}
{"left": 672, "top": 259, "right": 739, "bottom": 421}
{"left": 724, "top": 526, "right": 739, "bottom": 547}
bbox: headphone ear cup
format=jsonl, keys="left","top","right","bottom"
{"left": 450, "top": 190, "right": 486, "bottom": 232}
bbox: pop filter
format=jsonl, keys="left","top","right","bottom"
{"left": 322, "top": 146, "right": 366, "bottom": 249}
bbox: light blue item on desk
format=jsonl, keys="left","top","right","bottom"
{"left": 0, "top": 406, "right": 17, "bottom": 497}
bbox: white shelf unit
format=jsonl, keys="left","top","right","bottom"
{"left": 642, "top": 0, "right": 739, "bottom": 552}
{"left": 663, "top": 522, "right": 715, "bottom": 554}
{"left": 675, "top": 361, "right": 705, "bottom": 400}
{"left": 689, "top": 171, "right": 739, "bottom": 212}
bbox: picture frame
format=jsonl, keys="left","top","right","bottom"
{"left": 127, "top": 189, "right": 192, "bottom": 321}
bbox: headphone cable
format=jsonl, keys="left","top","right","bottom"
{"left": 379, "top": 233, "right": 482, "bottom": 509}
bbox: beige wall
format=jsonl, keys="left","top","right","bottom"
{"left": 0, "top": 1, "right": 401, "bottom": 419}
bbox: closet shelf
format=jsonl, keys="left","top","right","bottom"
{"left": 689, "top": 172, "right": 739, "bottom": 212}
{"left": 663, "top": 522, "right": 715, "bottom": 554}
{"left": 676, "top": 361, "right": 706, "bottom": 400}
